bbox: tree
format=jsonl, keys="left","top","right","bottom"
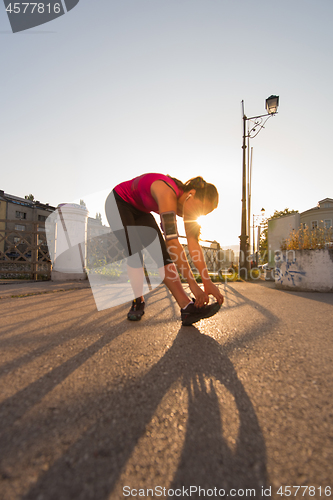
{"left": 95, "top": 212, "right": 102, "bottom": 224}
{"left": 25, "top": 194, "right": 34, "bottom": 201}
{"left": 259, "top": 208, "right": 299, "bottom": 262}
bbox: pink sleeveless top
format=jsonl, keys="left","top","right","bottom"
{"left": 114, "top": 173, "right": 183, "bottom": 214}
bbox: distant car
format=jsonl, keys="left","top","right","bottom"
{"left": 5, "top": 251, "right": 20, "bottom": 260}
{"left": 5, "top": 251, "right": 32, "bottom": 260}
{"left": 258, "top": 263, "right": 270, "bottom": 270}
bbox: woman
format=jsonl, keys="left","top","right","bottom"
{"left": 105, "top": 173, "right": 224, "bottom": 326}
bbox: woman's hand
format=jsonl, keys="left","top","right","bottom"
{"left": 188, "top": 281, "right": 209, "bottom": 307}
{"left": 203, "top": 281, "right": 224, "bottom": 305}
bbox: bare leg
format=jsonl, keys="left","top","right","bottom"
{"left": 127, "top": 265, "right": 144, "bottom": 301}
{"left": 160, "top": 263, "right": 192, "bottom": 309}
{"left": 127, "top": 263, "right": 191, "bottom": 308}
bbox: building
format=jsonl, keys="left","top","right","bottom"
{"left": 0, "top": 190, "right": 55, "bottom": 257}
{"left": 0, "top": 195, "right": 6, "bottom": 253}
{"left": 267, "top": 197, "right": 333, "bottom": 267}
{"left": 300, "top": 198, "right": 333, "bottom": 229}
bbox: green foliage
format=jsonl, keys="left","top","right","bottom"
{"left": 79, "top": 199, "right": 86, "bottom": 207}
{"left": 193, "top": 273, "right": 235, "bottom": 283}
{"left": 271, "top": 208, "right": 299, "bottom": 219}
{"left": 249, "top": 269, "right": 260, "bottom": 280}
{"left": 219, "top": 271, "right": 240, "bottom": 282}
{"left": 95, "top": 212, "right": 102, "bottom": 224}
{"left": 86, "top": 256, "right": 122, "bottom": 279}
{"left": 25, "top": 194, "right": 34, "bottom": 201}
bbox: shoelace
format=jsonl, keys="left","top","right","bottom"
{"left": 133, "top": 300, "right": 143, "bottom": 311}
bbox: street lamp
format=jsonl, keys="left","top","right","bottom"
{"left": 266, "top": 95, "right": 279, "bottom": 115}
{"left": 239, "top": 96, "right": 279, "bottom": 279}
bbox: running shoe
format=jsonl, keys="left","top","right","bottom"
{"left": 127, "top": 298, "right": 145, "bottom": 321}
{"left": 181, "top": 300, "right": 221, "bottom": 326}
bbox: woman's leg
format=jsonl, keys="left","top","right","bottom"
{"left": 105, "top": 191, "right": 146, "bottom": 301}
{"left": 106, "top": 196, "right": 191, "bottom": 310}
{"left": 160, "top": 263, "right": 192, "bottom": 309}
{"left": 127, "top": 265, "right": 144, "bottom": 302}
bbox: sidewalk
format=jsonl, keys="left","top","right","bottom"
{"left": 0, "top": 279, "right": 90, "bottom": 299}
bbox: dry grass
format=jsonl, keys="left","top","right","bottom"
{"left": 281, "top": 227, "right": 333, "bottom": 251}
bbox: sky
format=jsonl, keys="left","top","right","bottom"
{"left": 1, "top": 0, "right": 333, "bottom": 249}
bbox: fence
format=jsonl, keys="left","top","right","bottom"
{"left": 86, "top": 229, "right": 224, "bottom": 278}
{"left": 180, "top": 237, "right": 223, "bottom": 275}
{"left": 0, "top": 218, "right": 224, "bottom": 281}
{"left": 0, "top": 219, "right": 51, "bottom": 280}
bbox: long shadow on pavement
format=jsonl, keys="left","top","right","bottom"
{"left": 22, "top": 327, "right": 268, "bottom": 500}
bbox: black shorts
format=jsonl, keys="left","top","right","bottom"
{"left": 105, "top": 189, "right": 173, "bottom": 269}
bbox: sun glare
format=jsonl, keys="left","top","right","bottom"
{"left": 197, "top": 215, "right": 210, "bottom": 241}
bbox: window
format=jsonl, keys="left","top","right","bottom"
{"left": 324, "top": 219, "right": 332, "bottom": 229}
{"left": 324, "top": 203, "right": 331, "bottom": 208}
{"left": 15, "top": 224, "right": 25, "bottom": 231}
{"left": 38, "top": 215, "right": 47, "bottom": 222}
{"left": 15, "top": 211, "right": 26, "bottom": 219}
{"left": 311, "top": 220, "right": 318, "bottom": 230}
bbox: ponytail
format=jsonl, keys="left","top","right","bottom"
{"left": 185, "top": 176, "right": 207, "bottom": 191}
{"left": 168, "top": 175, "right": 218, "bottom": 210}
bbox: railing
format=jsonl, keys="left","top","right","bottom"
{"left": 86, "top": 229, "right": 224, "bottom": 278}
{"left": 0, "top": 219, "right": 51, "bottom": 280}
{"left": 0, "top": 217, "right": 224, "bottom": 282}
{"left": 179, "top": 236, "right": 223, "bottom": 275}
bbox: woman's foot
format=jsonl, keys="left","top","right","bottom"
{"left": 127, "top": 298, "right": 145, "bottom": 321}
{"left": 180, "top": 300, "right": 221, "bottom": 326}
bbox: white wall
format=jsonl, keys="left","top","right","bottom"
{"left": 275, "top": 249, "right": 333, "bottom": 292}
{"left": 268, "top": 214, "right": 300, "bottom": 267}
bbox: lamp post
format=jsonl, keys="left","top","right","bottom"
{"left": 239, "top": 95, "right": 279, "bottom": 279}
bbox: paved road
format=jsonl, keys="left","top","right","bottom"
{"left": 0, "top": 280, "right": 332, "bottom": 500}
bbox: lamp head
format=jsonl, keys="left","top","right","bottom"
{"left": 266, "top": 95, "right": 279, "bottom": 114}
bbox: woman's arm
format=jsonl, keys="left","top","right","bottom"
{"left": 150, "top": 181, "right": 209, "bottom": 306}
{"left": 165, "top": 239, "right": 209, "bottom": 307}
{"left": 186, "top": 236, "right": 224, "bottom": 305}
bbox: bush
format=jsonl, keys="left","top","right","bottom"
{"left": 249, "top": 268, "right": 260, "bottom": 280}
{"left": 218, "top": 270, "right": 240, "bottom": 282}
{"left": 281, "top": 227, "right": 333, "bottom": 251}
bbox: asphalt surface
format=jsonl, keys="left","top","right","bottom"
{"left": 0, "top": 280, "right": 332, "bottom": 500}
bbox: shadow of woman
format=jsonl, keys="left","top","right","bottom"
{"left": 24, "top": 327, "right": 267, "bottom": 500}
{"left": 168, "top": 330, "right": 267, "bottom": 496}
